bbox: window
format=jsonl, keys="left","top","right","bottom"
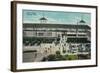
{"left": 38, "top": 33, "right": 44, "bottom": 36}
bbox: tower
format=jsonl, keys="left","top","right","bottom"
{"left": 79, "top": 15, "right": 86, "bottom": 25}
{"left": 39, "top": 13, "right": 47, "bottom": 23}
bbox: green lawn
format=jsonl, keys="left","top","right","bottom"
{"left": 46, "top": 54, "right": 78, "bottom": 61}
{"left": 65, "top": 55, "right": 78, "bottom": 60}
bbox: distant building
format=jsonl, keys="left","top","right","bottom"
{"left": 23, "top": 20, "right": 91, "bottom": 56}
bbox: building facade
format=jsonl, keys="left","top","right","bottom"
{"left": 23, "top": 22, "right": 91, "bottom": 58}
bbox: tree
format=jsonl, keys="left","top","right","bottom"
{"left": 56, "top": 51, "right": 60, "bottom": 55}
{"left": 47, "top": 54, "right": 56, "bottom": 61}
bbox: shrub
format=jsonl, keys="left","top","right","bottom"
{"left": 56, "top": 51, "right": 60, "bottom": 55}
{"left": 63, "top": 50, "right": 66, "bottom": 53}
{"left": 41, "top": 57, "right": 47, "bottom": 61}
{"left": 47, "top": 54, "right": 56, "bottom": 61}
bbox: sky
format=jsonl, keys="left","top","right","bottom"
{"left": 22, "top": 10, "right": 91, "bottom": 25}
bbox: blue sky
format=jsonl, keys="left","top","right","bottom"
{"left": 22, "top": 10, "right": 91, "bottom": 25}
